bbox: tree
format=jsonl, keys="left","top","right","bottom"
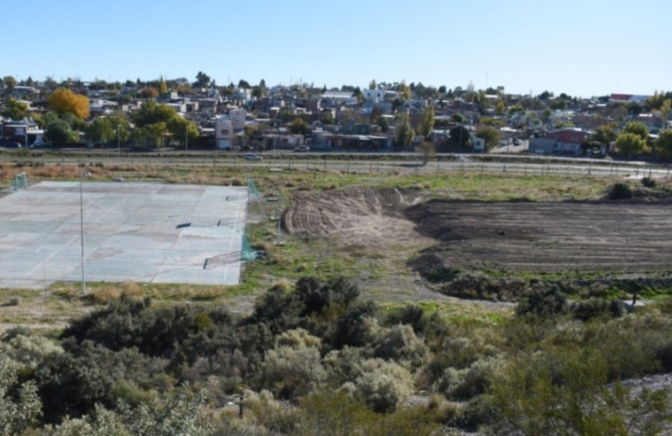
{"left": 47, "top": 88, "right": 90, "bottom": 120}
{"left": 238, "top": 79, "right": 250, "bottom": 89}
{"left": 166, "top": 116, "right": 199, "bottom": 147}
{"left": 451, "top": 113, "right": 465, "bottom": 124}
{"left": 368, "top": 79, "right": 376, "bottom": 90}
{"left": 449, "top": 126, "right": 471, "bottom": 149}
{"left": 623, "top": 121, "right": 649, "bottom": 141}
{"left": 194, "top": 71, "right": 210, "bottom": 88}
{"left": 594, "top": 125, "right": 616, "bottom": 146}
{"left": 159, "top": 77, "right": 168, "bottom": 95}
{"left": 140, "top": 87, "right": 159, "bottom": 99}
{"left": 2, "top": 76, "right": 16, "bottom": 92}
{"left": 45, "top": 118, "right": 80, "bottom": 144}
{"left": 475, "top": 126, "right": 502, "bottom": 151}
{"left": 615, "top": 133, "right": 650, "bottom": 157}
{"left": 1, "top": 98, "right": 29, "bottom": 120}
{"left": 85, "top": 117, "right": 115, "bottom": 145}
{"left": 658, "top": 99, "right": 671, "bottom": 130}
{"left": 252, "top": 87, "right": 263, "bottom": 98}
{"left": 289, "top": 118, "right": 311, "bottom": 135}
{"left": 398, "top": 81, "right": 411, "bottom": 100}
{"left": 656, "top": 129, "right": 672, "bottom": 160}
{"left": 377, "top": 116, "right": 389, "bottom": 133}
{"left": 417, "top": 105, "right": 435, "bottom": 140}
{"left": 259, "top": 79, "right": 266, "bottom": 89}
{"left": 321, "top": 113, "right": 334, "bottom": 125}
{"left": 394, "top": 113, "right": 414, "bottom": 149}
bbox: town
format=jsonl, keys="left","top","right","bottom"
{"left": 1, "top": 74, "right": 670, "bottom": 161}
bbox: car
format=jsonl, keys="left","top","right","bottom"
{"left": 30, "top": 140, "right": 50, "bottom": 148}
{"left": 3, "top": 141, "right": 22, "bottom": 149}
{"left": 513, "top": 139, "right": 523, "bottom": 146}
{"left": 293, "top": 145, "right": 310, "bottom": 152}
{"left": 243, "top": 154, "right": 263, "bottom": 161}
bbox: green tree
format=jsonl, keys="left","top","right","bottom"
{"left": 451, "top": 112, "right": 465, "bottom": 124}
{"left": 417, "top": 105, "right": 435, "bottom": 140}
{"left": 368, "top": 79, "right": 376, "bottom": 90}
{"left": 623, "top": 121, "right": 649, "bottom": 141}
{"left": 656, "top": 129, "right": 672, "bottom": 160}
{"left": 194, "top": 71, "right": 210, "bottom": 88}
{"left": 2, "top": 98, "right": 29, "bottom": 120}
{"left": 289, "top": 118, "right": 311, "bottom": 135}
{"left": 398, "top": 81, "right": 411, "bottom": 100}
{"left": 45, "top": 118, "right": 80, "bottom": 144}
{"left": 321, "top": 113, "right": 334, "bottom": 125}
{"left": 166, "top": 117, "right": 199, "bottom": 147}
{"left": 394, "top": 113, "right": 415, "bottom": 149}
{"left": 377, "top": 116, "right": 389, "bottom": 133}
{"left": 159, "top": 76, "right": 168, "bottom": 95}
{"left": 475, "top": 126, "right": 502, "bottom": 151}
{"left": 594, "top": 125, "right": 616, "bottom": 145}
{"left": 132, "top": 122, "right": 168, "bottom": 149}
{"left": 615, "top": 132, "right": 650, "bottom": 157}
{"left": 85, "top": 117, "right": 115, "bottom": 145}
{"left": 658, "top": 99, "right": 671, "bottom": 130}
{"left": 2, "top": 76, "right": 16, "bottom": 92}
{"left": 449, "top": 125, "right": 471, "bottom": 149}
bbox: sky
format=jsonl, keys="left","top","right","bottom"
{"left": 4, "top": 0, "right": 670, "bottom": 97}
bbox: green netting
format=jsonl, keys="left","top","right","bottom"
{"left": 13, "top": 173, "right": 27, "bottom": 192}
{"left": 247, "top": 178, "right": 260, "bottom": 198}
{"left": 241, "top": 231, "right": 258, "bottom": 261}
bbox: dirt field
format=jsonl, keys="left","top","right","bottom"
{"left": 285, "top": 187, "right": 672, "bottom": 277}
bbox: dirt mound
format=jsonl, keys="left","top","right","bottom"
{"left": 284, "top": 187, "right": 425, "bottom": 244}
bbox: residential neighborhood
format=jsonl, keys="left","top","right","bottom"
{"left": 1, "top": 74, "right": 670, "bottom": 161}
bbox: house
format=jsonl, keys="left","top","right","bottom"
{"left": 215, "top": 116, "right": 234, "bottom": 149}
{"left": 320, "top": 91, "right": 357, "bottom": 107}
{"left": 363, "top": 89, "right": 384, "bottom": 104}
{"left": 262, "top": 133, "right": 304, "bottom": 151}
{"left": 1, "top": 120, "right": 44, "bottom": 146}
{"left": 547, "top": 127, "right": 589, "bottom": 155}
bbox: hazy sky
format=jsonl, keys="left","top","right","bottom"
{"left": 4, "top": 0, "right": 670, "bottom": 97}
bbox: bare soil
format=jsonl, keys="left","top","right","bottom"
{"left": 285, "top": 187, "right": 672, "bottom": 302}
{"left": 406, "top": 200, "right": 672, "bottom": 273}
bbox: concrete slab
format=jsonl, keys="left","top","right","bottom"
{"left": 0, "top": 182, "right": 248, "bottom": 289}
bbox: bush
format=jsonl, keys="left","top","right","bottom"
{"left": 352, "top": 359, "right": 414, "bottom": 413}
{"left": 516, "top": 286, "right": 568, "bottom": 318}
{"left": 373, "top": 324, "right": 429, "bottom": 369}
{"left": 607, "top": 182, "right": 633, "bottom": 200}
{"left": 641, "top": 177, "right": 656, "bottom": 188}
{"left": 570, "top": 298, "right": 625, "bottom": 321}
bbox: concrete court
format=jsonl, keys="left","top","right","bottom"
{"left": 0, "top": 181, "right": 248, "bottom": 289}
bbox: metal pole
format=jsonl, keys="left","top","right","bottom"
{"left": 79, "top": 171, "right": 90, "bottom": 295}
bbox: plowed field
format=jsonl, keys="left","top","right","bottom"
{"left": 285, "top": 187, "right": 672, "bottom": 274}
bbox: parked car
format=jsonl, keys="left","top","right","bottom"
{"left": 293, "top": 145, "right": 310, "bottom": 152}
{"left": 244, "top": 154, "right": 263, "bottom": 161}
{"left": 30, "top": 140, "right": 50, "bottom": 148}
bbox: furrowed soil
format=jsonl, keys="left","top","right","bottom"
{"left": 285, "top": 186, "right": 672, "bottom": 302}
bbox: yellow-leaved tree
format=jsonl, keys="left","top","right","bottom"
{"left": 47, "top": 88, "right": 90, "bottom": 119}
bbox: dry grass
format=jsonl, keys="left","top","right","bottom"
{"left": 121, "top": 282, "right": 144, "bottom": 299}
{"left": 91, "top": 286, "right": 121, "bottom": 304}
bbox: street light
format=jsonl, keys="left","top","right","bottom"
{"left": 79, "top": 170, "right": 92, "bottom": 294}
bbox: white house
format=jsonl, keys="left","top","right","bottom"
{"left": 215, "top": 117, "right": 234, "bottom": 149}
{"left": 363, "top": 89, "right": 384, "bottom": 104}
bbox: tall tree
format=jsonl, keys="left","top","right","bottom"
{"left": 658, "top": 99, "right": 671, "bottom": 130}
{"left": 195, "top": 71, "right": 211, "bottom": 88}
{"left": 656, "top": 129, "right": 672, "bottom": 160}
{"left": 47, "top": 88, "right": 90, "bottom": 119}
{"left": 394, "top": 113, "right": 415, "bottom": 149}
{"left": 2, "top": 76, "right": 16, "bottom": 92}
{"left": 398, "top": 81, "right": 411, "bottom": 100}
{"left": 85, "top": 117, "right": 115, "bottom": 145}
{"left": 159, "top": 76, "right": 168, "bottom": 95}
{"left": 417, "top": 105, "right": 435, "bottom": 140}
{"left": 594, "top": 125, "right": 616, "bottom": 146}
{"left": 368, "top": 79, "right": 376, "bottom": 90}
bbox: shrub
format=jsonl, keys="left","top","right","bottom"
{"left": 607, "top": 182, "right": 632, "bottom": 200}
{"left": 641, "top": 177, "right": 656, "bottom": 188}
{"left": 570, "top": 298, "right": 625, "bottom": 321}
{"left": 91, "top": 287, "right": 121, "bottom": 304}
{"left": 353, "top": 359, "right": 414, "bottom": 413}
{"left": 373, "top": 324, "right": 429, "bottom": 369}
{"left": 258, "top": 344, "right": 326, "bottom": 400}
{"left": 516, "top": 286, "right": 568, "bottom": 318}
